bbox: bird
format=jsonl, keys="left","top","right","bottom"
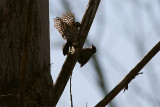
{"left": 78, "top": 44, "right": 96, "bottom": 67}
{"left": 62, "top": 41, "right": 70, "bottom": 56}
{"left": 54, "top": 11, "right": 80, "bottom": 55}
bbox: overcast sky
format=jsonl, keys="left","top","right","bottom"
{"left": 50, "top": 0, "right": 160, "bottom": 107}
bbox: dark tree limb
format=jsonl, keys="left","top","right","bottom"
{"left": 53, "top": 0, "right": 101, "bottom": 106}
{"left": 95, "top": 41, "right": 160, "bottom": 107}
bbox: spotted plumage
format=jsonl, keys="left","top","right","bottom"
{"left": 78, "top": 44, "right": 96, "bottom": 67}
{"left": 54, "top": 11, "right": 80, "bottom": 55}
{"left": 54, "top": 11, "right": 78, "bottom": 43}
{"left": 61, "top": 11, "right": 75, "bottom": 25}
{"left": 54, "top": 17, "right": 72, "bottom": 41}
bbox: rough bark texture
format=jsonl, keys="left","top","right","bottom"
{"left": 0, "top": 0, "right": 54, "bottom": 106}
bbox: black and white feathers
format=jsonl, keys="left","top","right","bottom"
{"left": 54, "top": 11, "right": 80, "bottom": 55}
{"left": 54, "top": 12, "right": 96, "bottom": 67}
{"left": 78, "top": 44, "right": 96, "bottom": 67}
{"left": 54, "top": 11, "right": 78, "bottom": 43}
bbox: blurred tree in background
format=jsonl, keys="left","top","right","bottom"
{"left": 50, "top": 0, "right": 160, "bottom": 107}
{"left": 0, "top": 0, "right": 54, "bottom": 106}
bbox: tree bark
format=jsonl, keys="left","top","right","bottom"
{"left": 0, "top": 0, "right": 54, "bottom": 106}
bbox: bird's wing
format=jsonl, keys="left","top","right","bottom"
{"left": 61, "top": 11, "right": 75, "bottom": 25}
{"left": 54, "top": 17, "right": 72, "bottom": 40}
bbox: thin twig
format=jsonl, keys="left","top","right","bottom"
{"left": 53, "top": 0, "right": 101, "bottom": 106}
{"left": 70, "top": 75, "right": 73, "bottom": 107}
{"left": 19, "top": 0, "right": 34, "bottom": 106}
{"left": 0, "top": 94, "right": 19, "bottom": 98}
{"left": 95, "top": 41, "right": 160, "bottom": 107}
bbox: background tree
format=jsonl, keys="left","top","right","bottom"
{"left": 0, "top": 0, "right": 54, "bottom": 106}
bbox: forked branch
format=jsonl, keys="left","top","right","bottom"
{"left": 53, "top": 0, "right": 101, "bottom": 106}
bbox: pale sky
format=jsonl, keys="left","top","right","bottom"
{"left": 50, "top": 0, "right": 160, "bottom": 107}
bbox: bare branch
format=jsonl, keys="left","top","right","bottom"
{"left": 53, "top": 0, "right": 101, "bottom": 106}
{"left": 95, "top": 41, "right": 160, "bottom": 107}
{"left": 70, "top": 75, "right": 73, "bottom": 107}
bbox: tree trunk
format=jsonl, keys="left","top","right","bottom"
{"left": 0, "top": 0, "right": 54, "bottom": 106}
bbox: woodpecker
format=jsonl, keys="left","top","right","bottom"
{"left": 78, "top": 44, "right": 96, "bottom": 67}
{"left": 54, "top": 11, "right": 80, "bottom": 55}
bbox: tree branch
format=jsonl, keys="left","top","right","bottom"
{"left": 70, "top": 75, "right": 73, "bottom": 107}
{"left": 53, "top": 0, "right": 101, "bottom": 106}
{"left": 95, "top": 41, "right": 160, "bottom": 107}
